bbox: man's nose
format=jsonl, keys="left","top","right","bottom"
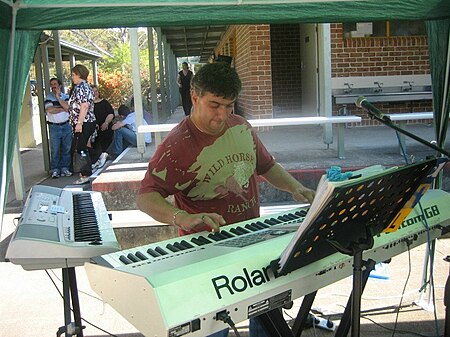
{"left": 217, "top": 105, "right": 230, "bottom": 119}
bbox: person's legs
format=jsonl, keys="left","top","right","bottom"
{"left": 60, "top": 123, "right": 73, "bottom": 173}
{"left": 111, "top": 127, "right": 137, "bottom": 156}
{"left": 249, "top": 318, "right": 269, "bottom": 337}
{"left": 48, "top": 124, "right": 61, "bottom": 175}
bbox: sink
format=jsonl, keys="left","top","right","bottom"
{"left": 332, "top": 86, "right": 432, "bottom": 105}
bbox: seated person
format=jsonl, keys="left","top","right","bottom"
{"left": 109, "top": 105, "right": 152, "bottom": 158}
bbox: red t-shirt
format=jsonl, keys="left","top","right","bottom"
{"left": 139, "top": 114, "right": 276, "bottom": 235}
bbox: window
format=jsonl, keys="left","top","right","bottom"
{"left": 343, "top": 20, "right": 426, "bottom": 38}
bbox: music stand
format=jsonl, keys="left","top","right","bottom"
{"left": 273, "top": 157, "right": 443, "bottom": 337}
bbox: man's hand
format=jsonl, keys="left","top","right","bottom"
{"left": 176, "top": 212, "right": 226, "bottom": 233}
{"left": 291, "top": 186, "right": 315, "bottom": 204}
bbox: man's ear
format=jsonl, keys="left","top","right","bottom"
{"left": 191, "top": 90, "right": 198, "bottom": 104}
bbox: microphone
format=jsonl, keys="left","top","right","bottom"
{"left": 355, "top": 96, "right": 391, "bottom": 122}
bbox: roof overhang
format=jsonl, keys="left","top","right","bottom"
{"left": 161, "top": 25, "right": 228, "bottom": 63}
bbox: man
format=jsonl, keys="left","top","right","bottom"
{"left": 137, "top": 62, "right": 315, "bottom": 337}
{"left": 44, "top": 77, "right": 72, "bottom": 178}
{"left": 110, "top": 105, "right": 152, "bottom": 158}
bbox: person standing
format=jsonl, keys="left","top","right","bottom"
{"left": 91, "top": 84, "right": 114, "bottom": 169}
{"left": 44, "top": 78, "right": 73, "bottom": 178}
{"left": 137, "top": 62, "right": 315, "bottom": 337}
{"left": 56, "top": 64, "right": 96, "bottom": 185}
{"left": 177, "top": 61, "right": 193, "bottom": 116}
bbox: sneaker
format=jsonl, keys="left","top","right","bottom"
{"left": 91, "top": 162, "right": 99, "bottom": 170}
{"left": 73, "top": 177, "right": 90, "bottom": 185}
{"left": 51, "top": 171, "right": 59, "bottom": 179}
{"left": 97, "top": 152, "right": 108, "bottom": 169}
{"left": 61, "top": 169, "right": 72, "bottom": 177}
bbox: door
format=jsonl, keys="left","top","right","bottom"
{"left": 300, "top": 24, "right": 319, "bottom": 116}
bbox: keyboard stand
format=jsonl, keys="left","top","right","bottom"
{"left": 57, "top": 267, "right": 85, "bottom": 337}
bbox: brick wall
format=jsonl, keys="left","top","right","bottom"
{"left": 217, "top": 25, "right": 273, "bottom": 119}
{"left": 331, "top": 23, "right": 433, "bottom": 124}
{"left": 270, "top": 24, "right": 302, "bottom": 116}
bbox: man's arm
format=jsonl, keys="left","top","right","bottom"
{"left": 136, "top": 191, "right": 223, "bottom": 232}
{"left": 262, "top": 163, "right": 315, "bottom": 203}
{"left": 53, "top": 87, "right": 69, "bottom": 111}
{"left": 111, "top": 120, "right": 125, "bottom": 130}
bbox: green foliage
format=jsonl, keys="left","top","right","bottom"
{"left": 97, "top": 71, "right": 133, "bottom": 110}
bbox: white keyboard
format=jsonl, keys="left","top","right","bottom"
{"left": 6, "top": 185, "right": 120, "bottom": 270}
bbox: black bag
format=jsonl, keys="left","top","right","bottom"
{"left": 72, "top": 133, "right": 92, "bottom": 174}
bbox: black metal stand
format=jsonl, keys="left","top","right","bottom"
{"left": 57, "top": 267, "right": 85, "bottom": 337}
{"left": 256, "top": 308, "right": 294, "bottom": 337}
{"left": 445, "top": 256, "right": 450, "bottom": 337}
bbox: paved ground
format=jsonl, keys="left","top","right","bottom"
{"left": 1, "top": 107, "right": 449, "bottom": 336}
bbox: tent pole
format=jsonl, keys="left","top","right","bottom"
{"left": 0, "top": 4, "right": 18, "bottom": 227}
{"left": 438, "top": 28, "right": 450, "bottom": 147}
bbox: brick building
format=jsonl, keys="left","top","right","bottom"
{"left": 214, "top": 23, "right": 433, "bottom": 126}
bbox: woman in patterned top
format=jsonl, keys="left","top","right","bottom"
{"left": 56, "top": 64, "right": 96, "bottom": 184}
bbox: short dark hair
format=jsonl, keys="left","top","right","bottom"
{"left": 191, "top": 62, "right": 241, "bottom": 100}
{"left": 118, "top": 104, "right": 131, "bottom": 117}
{"left": 182, "top": 62, "right": 188, "bottom": 66}
{"left": 71, "top": 64, "right": 89, "bottom": 80}
{"left": 49, "top": 77, "right": 62, "bottom": 86}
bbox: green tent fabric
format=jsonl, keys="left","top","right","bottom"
{"left": 427, "top": 19, "right": 450, "bottom": 149}
{"left": 1, "top": 0, "right": 450, "bottom": 220}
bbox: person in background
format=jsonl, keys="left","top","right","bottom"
{"left": 137, "top": 62, "right": 315, "bottom": 337}
{"left": 44, "top": 77, "right": 73, "bottom": 178}
{"left": 177, "top": 61, "right": 193, "bottom": 116}
{"left": 109, "top": 105, "right": 152, "bottom": 159}
{"left": 55, "top": 64, "right": 96, "bottom": 185}
{"left": 91, "top": 84, "right": 114, "bottom": 169}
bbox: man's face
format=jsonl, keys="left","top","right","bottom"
{"left": 191, "top": 91, "right": 235, "bottom": 136}
{"left": 50, "top": 80, "right": 59, "bottom": 93}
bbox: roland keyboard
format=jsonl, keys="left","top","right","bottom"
{"left": 6, "top": 185, "right": 120, "bottom": 270}
{"left": 85, "top": 189, "right": 450, "bottom": 337}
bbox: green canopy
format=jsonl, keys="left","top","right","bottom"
{"left": 1, "top": 0, "right": 450, "bottom": 218}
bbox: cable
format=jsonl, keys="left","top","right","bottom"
{"left": 216, "top": 310, "right": 241, "bottom": 337}
{"left": 395, "top": 130, "right": 410, "bottom": 165}
{"left": 418, "top": 201, "right": 441, "bottom": 337}
{"left": 45, "top": 269, "right": 118, "bottom": 337}
{"left": 391, "top": 241, "right": 412, "bottom": 337}
{"left": 361, "top": 315, "right": 443, "bottom": 337}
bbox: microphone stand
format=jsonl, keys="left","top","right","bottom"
{"left": 358, "top": 102, "right": 450, "bottom": 158}
{"left": 358, "top": 99, "right": 450, "bottom": 335}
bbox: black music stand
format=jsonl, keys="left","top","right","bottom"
{"left": 57, "top": 267, "right": 85, "bottom": 337}
{"left": 272, "top": 157, "right": 442, "bottom": 337}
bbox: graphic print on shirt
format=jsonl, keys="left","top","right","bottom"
{"left": 188, "top": 124, "right": 256, "bottom": 202}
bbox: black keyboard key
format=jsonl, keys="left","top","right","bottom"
{"left": 127, "top": 253, "right": 139, "bottom": 263}
{"left": 135, "top": 251, "right": 148, "bottom": 260}
{"left": 119, "top": 255, "right": 132, "bottom": 265}
{"left": 180, "top": 240, "right": 195, "bottom": 249}
{"left": 166, "top": 244, "right": 180, "bottom": 252}
{"left": 147, "top": 248, "right": 160, "bottom": 257}
{"left": 155, "top": 246, "right": 168, "bottom": 255}
{"left": 220, "top": 230, "right": 234, "bottom": 238}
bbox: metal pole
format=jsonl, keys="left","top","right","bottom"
{"left": 147, "top": 27, "right": 161, "bottom": 145}
{"left": 129, "top": 28, "right": 145, "bottom": 155}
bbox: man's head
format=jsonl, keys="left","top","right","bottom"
{"left": 190, "top": 63, "right": 242, "bottom": 136}
{"left": 190, "top": 62, "right": 241, "bottom": 101}
{"left": 182, "top": 62, "right": 189, "bottom": 70}
{"left": 49, "top": 77, "right": 62, "bottom": 93}
{"left": 118, "top": 105, "right": 131, "bottom": 117}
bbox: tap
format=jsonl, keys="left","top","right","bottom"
{"left": 343, "top": 82, "right": 353, "bottom": 94}
{"left": 403, "top": 80, "right": 414, "bottom": 91}
{"left": 374, "top": 81, "right": 383, "bottom": 93}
